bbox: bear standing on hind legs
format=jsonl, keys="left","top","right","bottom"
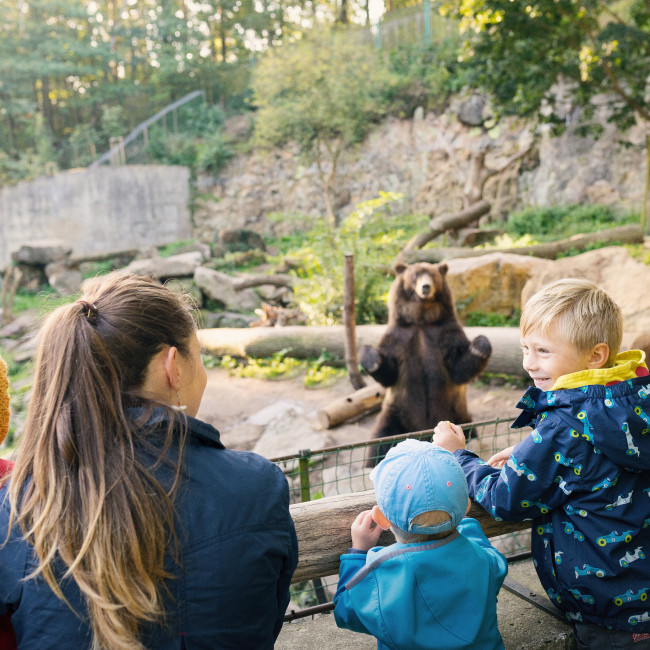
{"left": 360, "top": 261, "right": 492, "bottom": 466}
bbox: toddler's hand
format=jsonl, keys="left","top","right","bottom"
{"left": 351, "top": 510, "right": 384, "bottom": 551}
{"left": 432, "top": 421, "right": 466, "bottom": 452}
{"left": 487, "top": 446, "right": 514, "bottom": 468}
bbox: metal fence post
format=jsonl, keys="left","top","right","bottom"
{"left": 299, "top": 449, "right": 312, "bottom": 502}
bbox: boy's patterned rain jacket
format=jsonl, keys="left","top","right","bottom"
{"left": 455, "top": 356, "right": 650, "bottom": 632}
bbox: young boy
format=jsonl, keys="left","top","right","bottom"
{"left": 333, "top": 439, "right": 508, "bottom": 649}
{"left": 434, "top": 278, "right": 650, "bottom": 648}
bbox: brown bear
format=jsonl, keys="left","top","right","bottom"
{"left": 360, "top": 261, "right": 492, "bottom": 465}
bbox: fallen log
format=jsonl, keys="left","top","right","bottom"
{"left": 401, "top": 200, "right": 491, "bottom": 254}
{"left": 289, "top": 489, "right": 529, "bottom": 583}
{"left": 316, "top": 383, "right": 386, "bottom": 429}
{"left": 232, "top": 274, "right": 293, "bottom": 291}
{"left": 198, "top": 325, "right": 527, "bottom": 377}
{"left": 402, "top": 224, "right": 643, "bottom": 264}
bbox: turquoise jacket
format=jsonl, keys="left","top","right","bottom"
{"left": 333, "top": 518, "right": 507, "bottom": 649}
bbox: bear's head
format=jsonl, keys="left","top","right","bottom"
{"left": 388, "top": 261, "right": 454, "bottom": 325}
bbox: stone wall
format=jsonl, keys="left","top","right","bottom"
{"left": 192, "top": 109, "right": 646, "bottom": 241}
{"left": 0, "top": 165, "right": 191, "bottom": 270}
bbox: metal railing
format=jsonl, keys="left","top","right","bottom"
{"left": 273, "top": 417, "right": 532, "bottom": 611}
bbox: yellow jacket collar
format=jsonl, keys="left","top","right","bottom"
{"left": 551, "top": 350, "right": 647, "bottom": 390}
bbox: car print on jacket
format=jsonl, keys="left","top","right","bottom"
{"left": 506, "top": 456, "right": 536, "bottom": 481}
{"left": 635, "top": 405, "right": 650, "bottom": 434}
{"left": 521, "top": 500, "right": 549, "bottom": 513}
{"left": 592, "top": 476, "right": 618, "bottom": 492}
{"left": 638, "top": 383, "right": 650, "bottom": 399}
{"left": 562, "top": 521, "right": 585, "bottom": 541}
{"left": 554, "top": 451, "right": 583, "bottom": 475}
{"left": 568, "top": 589, "right": 595, "bottom": 605}
{"left": 555, "top": 476, "right": 573, "bottom": 495}
{"left": 622, "top": 422, "right": 639, "bottom": 456}
{"left": 605, "top": 491, "right": 633, "bottom": 511}
{"left": 629, "top": 611, "right": 650, "bottom": 625}
{"left": 546, "top": 588, "right": 561, "bottom": 604}
{"left": 564, "top": 504, "right": 587, "bottom": 517}
{"left": 619, "top": 547, "right": 645, "bottom": 568}
{"left": 597, "top": 530, "right": 634, "bottom": 547}
{"left": 575, "top": 564, "right": 606, "bottom": 579}
{"left": 614, "top": 588, "right": 648, "bottom": 606}
{"left": 577, "top": 411, "right": 594, "bottom": 440}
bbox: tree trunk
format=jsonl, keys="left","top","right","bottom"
{"left": 401, "top": 200, "right": 491, "bottom": 255}
{"left": 289, "top": 489, "right": 529, "bottom": 583}
{"left": 402, "top": 224, "right": 643, "bottom": 264}
{"left": 198, "top": 325, "right": 527, "bottom": 376}
{"left": 343, "top": 254, "right": 366, "bottom": 390}
{"left": 232, "top": 274, "right": 293, "bottom": 290}
{"left": 316, "top": 383, "right": 385, "bottom": 429}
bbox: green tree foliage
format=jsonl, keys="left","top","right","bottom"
{"left": 437, "top": 0, "right": 650, "bottom": 223}
{"left": 252, "top": 31, "right": 393, "bottom": 223}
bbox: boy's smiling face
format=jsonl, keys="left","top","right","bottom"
{"left": 521, "top": 326, "right": 595, "bottom": 391}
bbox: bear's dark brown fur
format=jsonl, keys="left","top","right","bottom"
{"left": 360, "top": 261, "right": 492, "bottom": 465}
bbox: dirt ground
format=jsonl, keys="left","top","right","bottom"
{"left": 196, "top": 367, "right": 531, "bottom": 459}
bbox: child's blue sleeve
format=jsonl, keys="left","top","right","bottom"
{"left": 333, "top": 552, "right": 371, "bottom": 634}
{"left": 457, "top": 518, "right": 508, "bottom": 590}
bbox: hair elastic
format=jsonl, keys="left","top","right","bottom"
{"left": 78, "top": 300, "right": 99, "bottom": 326}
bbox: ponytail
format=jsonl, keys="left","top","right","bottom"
{"left": 8, "top": 274, "right": 198, "bottom": 650}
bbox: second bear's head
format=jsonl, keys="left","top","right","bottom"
{"left": 389, "top": 261, "right": 455, "bottom": 326}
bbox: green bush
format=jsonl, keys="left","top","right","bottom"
{"left": 146, "top": 129, "right": 198, "bottom": 167}
{"left": 506, "top": 204, "right": 637, "bottom": 240}
{"left": 196, "top": 132, "right": 233, "bottom": 175}
{"left": 272, "top": 192, "right": 428, "bottom": 326}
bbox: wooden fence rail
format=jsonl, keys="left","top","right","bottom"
{"left": 289, "top": 489, "right": 529, "bottom": 584}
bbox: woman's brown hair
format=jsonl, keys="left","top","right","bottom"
{"left": 7, "top": 273, "right": 198, "bottom": 650}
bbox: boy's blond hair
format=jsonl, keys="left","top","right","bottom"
{"left": 391, "top": 511, "right": 453, "bottom": 544}
{"left": 520, "top": 278, "right": 622, "bottom": 366}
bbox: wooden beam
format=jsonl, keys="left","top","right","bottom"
{"left": 289, "top": 489, "right": 530, "bottom": 583}
{"left": 198, "top": 325, "right": 527, "bottom": 377}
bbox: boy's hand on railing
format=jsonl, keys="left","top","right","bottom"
{"left": 432, "top": 421, "right": 466, "bottom": 453}
{"left": 351, "top": 510, "right": 385, "bottom": 551}
{"left": 487, "top": 446, "right": 514, "bottom": 468}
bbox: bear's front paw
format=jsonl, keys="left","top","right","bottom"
{"left": 470, "top": 335, "right": 492, "bottom": 360}
{"left": 360, "top": 345, "right": 381, "bottom": 373}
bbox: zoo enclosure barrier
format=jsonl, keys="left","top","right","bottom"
{"left": 272, "top": 417, "right": 533, "bottom": 616}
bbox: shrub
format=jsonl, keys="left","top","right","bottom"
{"left": 506, "top": 204, "right": 636, "bottom": 240}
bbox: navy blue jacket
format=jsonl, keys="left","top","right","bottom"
{"left": 456, "top": 376, "right": 650, "bottom": 632}
{"left": 0, "top": 415, "right": 298, "bottom": 649}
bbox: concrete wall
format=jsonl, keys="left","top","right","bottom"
{"left": 0, "top": 165, "right": 191, "bottom": 270}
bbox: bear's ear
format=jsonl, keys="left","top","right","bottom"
{"left": 394, "top": 262, "right": 408, "bottom": 275}
{"left": 438, "top": 263, "right": 448, "bottom": 276}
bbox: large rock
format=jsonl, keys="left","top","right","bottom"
{"left": 45, "top": 262, "right": 82, "bottom": 296}
{"left": 193, "top": 266, "right": 259, "bottom": 312}
{"left": 11, "top": 239, "right": 71, "bottom": 265}
{"left": 521, "top": 247, "right": 650, "bottom": 345}
{"left": 446, "top": 253, "right": 553, "bottom": 318}
{"left": 122, "top": 251, "right": 204, "bottom": 279}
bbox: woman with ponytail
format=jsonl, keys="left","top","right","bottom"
{"left": 0, "top": 274, "right": 298, "bottom": 649}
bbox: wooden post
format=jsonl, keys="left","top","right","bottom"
{"left": 289, "top": 489, "right": 530, "bottom": 583}
{"left": 316, "top": 383, "right": 385, "bottom": 429}
{"left": 343, "top": 253, "right": 366, "bottom": 390}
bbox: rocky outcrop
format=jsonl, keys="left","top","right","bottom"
{"left": 192, "top": 110, "right": 645, "bottom": 241}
